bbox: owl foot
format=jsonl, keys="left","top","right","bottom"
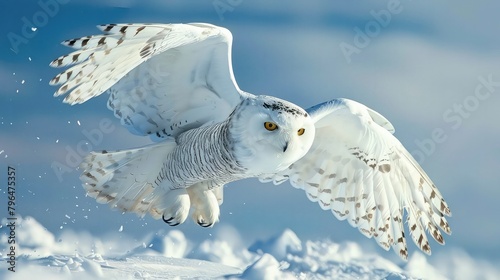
{"left": 187, "top": 184, "right": 220, "bottom": 228}
{"left": 161, "top": 189, "right": 190, "bottom": 227}
{"left": 192, "top": 207, "right": 219, "bottom": 228}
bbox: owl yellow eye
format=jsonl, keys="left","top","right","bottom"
{"left": 264, "top": 122, "right": 278, "bottom": 131}
{"left": 297, "top": 128, "right": 305, "bottom": 136}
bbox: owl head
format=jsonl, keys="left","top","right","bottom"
{"left": 229, "top": 95, "right": 315, "bottom": 175}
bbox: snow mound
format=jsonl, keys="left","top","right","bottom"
{"left": 188, "top": 224, "right": 255, "bottom": 268}
{"left": 0, "top": 216, "right": 499, "bottom": 279}
{"left": 244, "top": 230, "right": 412, "bottom": 280}
{"left": 128, "top": 229, "right": 188, "bottom": 258}
{"left": 249, "top": 228, "right": 302, "bottom": 260}
{"left": 188, "top": 238, "right": 254, "bottom": 268}
{"left": 405, "top": 252, "right": 446, "bottom": 280}
{"left": 0, "top": 216, "right": 55, "bottom": 257}
{"left": 284, "top": 240, "right": 407, "bottom": 278}
{"left": 239, "top": 253, "right": 294, "bottom": 280}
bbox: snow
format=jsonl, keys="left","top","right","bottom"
{"left": 127, "top": 230, "right": 188, "bottom": 259}
{"left": 239, "top": 254, "right": 290, "bottom": 280}
{"left": 1, "top": 216, "right": 499, "bottom": 279}
{"left": 248, "top": 228, "right": 302, "bottom": 260}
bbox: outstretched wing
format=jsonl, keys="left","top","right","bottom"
{"left": 260, "top": 98, "right": 452, "bottom": 260}
{"left": 50, "top": 23, "right": 248, "bottom": 140}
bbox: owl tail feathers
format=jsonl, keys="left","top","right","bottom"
{"left": 79, "top": 140, "right": 186, "bottom": 220}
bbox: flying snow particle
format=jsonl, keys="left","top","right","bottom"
{"left": 77, "top": 120, "right": 81, "bottom": 126}
{"left": 28, "top": 57, "right": 32, "bottom": 61}
{"left": 21, "top": 80, "right": 25, "bottom": 84}
{"left": 31, "top": 27, "right": 37, "bottom": 32}
{"left": 119, "top": 225, "right": 123, "bottom": 232}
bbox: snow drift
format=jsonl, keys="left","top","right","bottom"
{"left": 0, "top": 216, "right": 498, "bottom": 279}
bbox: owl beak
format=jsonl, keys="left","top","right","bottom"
{"left": 283, "top": 141, "right": 289, "bottom": 153}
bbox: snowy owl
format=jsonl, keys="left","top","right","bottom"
{"left": 50, "top": 23, "right": 451, "bottom": 260}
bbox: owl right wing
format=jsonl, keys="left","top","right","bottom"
{"left": 260, "top": 98, "right": 452, "bottom": 260}
{"left": 50, "top": 23, "right": 248, "bottom": 140}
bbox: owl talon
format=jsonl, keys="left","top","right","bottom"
{"left": 188, "top": 184, "right": 220, "bottom": 228}
{"left": 160, "top": 189, "right": 190, "bottom": 226}
{"left": 197, "top": 218, "right": 213, "bottom": 227}
{"left": 162, "top": 216, "right": 174, "bottom": 222}
{"left": 195, "top": 216, "right": 215, "bottom": 227}
{"left": 162, "top": 215, "right": 180, "bottom": 226}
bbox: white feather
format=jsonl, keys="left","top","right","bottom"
{"left": 80, "top": 141, "right": 176, "bottom": 218}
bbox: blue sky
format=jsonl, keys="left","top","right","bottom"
{"left": 1, "top": 0, "right": 500, "bottom": 263}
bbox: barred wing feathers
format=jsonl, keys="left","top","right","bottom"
{"left": 260, "top": 99, "right": 451, "bottom": 260}
{"left": 79, "top": 141, "right": 177, "bottom": 219}
{"left": 50, "top": 23, "right": 245, "bottom": 140}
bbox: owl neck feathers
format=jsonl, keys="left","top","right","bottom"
{"left": 169, "top": 119, "right": 248, "bottom": 187}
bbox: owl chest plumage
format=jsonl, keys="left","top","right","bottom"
{"left": 157, "top": 121, "right": 248, "bottom": 189}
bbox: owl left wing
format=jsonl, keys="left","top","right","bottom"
{"left": 260, "top": 98, "right": 451, "bottom": 260}
{"left": 50, "top": 23, "right": 247, "bottom": 140}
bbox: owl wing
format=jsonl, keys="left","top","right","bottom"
{"left": 260, "top": 98, "right": 452, "bottom": 260}
{"left": 50, "top": 23, "right": 247, "bottom": 140}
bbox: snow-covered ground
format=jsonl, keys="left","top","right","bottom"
{"left": 1, "top": 216, "right": 498, "bottom": 279}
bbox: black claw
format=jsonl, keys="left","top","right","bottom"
{"left": 197, "top": 220, "right": 212, "bottom": 228}
{"left": 162, "top": 215, "right": 173, "bottom": 222}
{"left": 162, "top": 215, "right": 177, "bottom": 226}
